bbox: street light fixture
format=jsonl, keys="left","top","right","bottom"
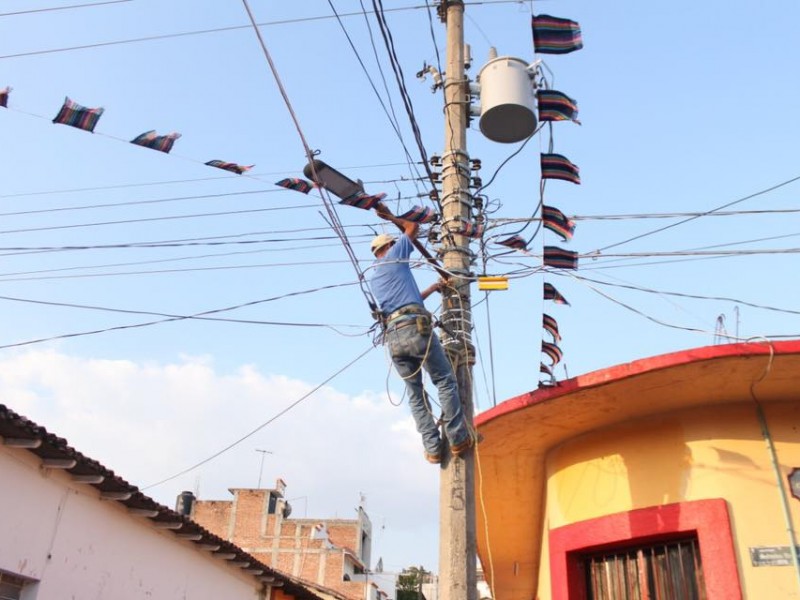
{"left": 303, "top": 159, "right": 364, "bottom": 201}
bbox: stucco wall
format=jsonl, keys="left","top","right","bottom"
{"left": 540, "top": 400, "right": 800, "bottom": 599}
{"left": 0, "top": 444, "right": 261, "bottom": 599}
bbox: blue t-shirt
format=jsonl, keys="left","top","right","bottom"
{"left": 370, "top": 235, "right": 423, "bottom": 316}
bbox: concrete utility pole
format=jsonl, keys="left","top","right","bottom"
{"left": 438, "top": 3, "right": 477, "bottom": 600}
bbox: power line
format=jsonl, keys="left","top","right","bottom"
{"left": 0, "top": 204, "right": 318, "bottom": 236}
{"left": 0, "top": 2, "right": 522, "bottom": 60}
{"left": 0, "top": 189, "right": 284, "bottom": 218}
{"left": 0, "top": 259, "right": 359, "bottom": 283}
{"left": 240, "top": 0, "right": 377, "bottom": 314}
{"left": 140, "top": 344, "right": 375, "bottom": 491}
{"left": 565, "top": 273, "right": 800, "bottom": 317}
{"left": 567, "top": 274, "right": 741, "bottom": 341}
{"left": 596, "top": 172, "right": 800, "bottom": 252}
{"left": 371, "top": 0, "right": 440, "bottom": 207}
{"left": 0, "top": 282, "right": 368, "bottom": 350}
{"left": 0, "top": 162, "right": 412, "bottom": 199}
{"left": 0, "top": 226, "right": 376, "bottom": 256}
{"left": 0, "top": 0, "right": 131, "bottom": 18}
{"left": 328, "top": 0, "right": 426, "bottom": 194}
{"left": 0, "top": 283, "right": 366, "bottom": 329}
{"left": 0, "top": 239, "right": 364, "bottom": 278}
{"left": 572, "top": 208, "right": 800, "bottom": 221}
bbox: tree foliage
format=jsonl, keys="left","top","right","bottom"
{"left": 396, "top": 566, "right": 431, "bottom": 600}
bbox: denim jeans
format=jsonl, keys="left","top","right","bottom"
{"left": 385, "top": 321, "right": 469, "bottom": 455}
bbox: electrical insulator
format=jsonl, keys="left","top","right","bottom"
{"left": 471, "top": 177, "right": 483, "bottom": 189}
{"left": 471, "top": 159, "right": 482, "bottom": 171}
{"left": 429, "top": 189, "right": 440, "bottom": 202}
{"left": 429, "top": 154, "right": 442, "bottom": 167}
{"left": 428, "top": 228, "right": 439, "bottom": 245}
{"left": 473, "top": 196, "right": 484, "bottom": 210}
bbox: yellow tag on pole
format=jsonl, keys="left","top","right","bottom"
{"left": 477, "top": 276, "right": 509, "bottom": 291}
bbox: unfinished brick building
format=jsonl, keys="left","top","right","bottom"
{"left": 190, "top": 479, "right": 384, "bottom": 600}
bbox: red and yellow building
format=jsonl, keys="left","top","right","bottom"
{"left": 475, "top": 341, "right": 800, "bottom": 599}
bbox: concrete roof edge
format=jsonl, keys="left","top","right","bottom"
{"left": 476, "top": 340, "right": 800, "bottom": 427}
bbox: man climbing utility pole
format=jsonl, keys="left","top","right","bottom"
{"left": 437, "top": 3, "right": 477, "bottom": 600}
{"left": 305, "top": 4, "right": 477, "bottom": 597}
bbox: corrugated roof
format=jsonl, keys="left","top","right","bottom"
{"left": 0, "top": 403, "right": 326, "bottom": 600}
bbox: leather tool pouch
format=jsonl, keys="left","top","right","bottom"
{"left": 416, "top": 314, "right": 432, "bottom": 336}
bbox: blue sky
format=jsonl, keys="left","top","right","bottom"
{"left": 2, "top": 0, "right": 799, "bottom": 573}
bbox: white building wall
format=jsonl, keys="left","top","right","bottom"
{"left": 0, "top": 444, "right": 262, "bottom": 599}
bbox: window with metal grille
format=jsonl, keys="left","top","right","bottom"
{"left": 583, "top": 537, "right": 706, "bottom": 600}
{"left": 0, "top": 571, "right": 27, "bottom": 600}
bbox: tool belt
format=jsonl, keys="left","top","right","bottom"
{"left": 384, "top": 304, "right": 432, "bottom": 336}
{"left": 386, "top": 304, "right": 427, "bottom": 322}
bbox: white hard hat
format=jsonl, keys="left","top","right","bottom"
{"left": 370, "top": 233, "right": 396, "bottom": 255}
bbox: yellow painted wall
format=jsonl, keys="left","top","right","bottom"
{"left": 537, "top": 401, "right": 800, "bottom": 600}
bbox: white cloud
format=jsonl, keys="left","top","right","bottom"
{"left": 0, "top": 349, "right": 442, "bottom": 570}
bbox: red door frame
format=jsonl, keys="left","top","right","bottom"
{"left": 548, "top": 499, "right": 741, "bottom": 600}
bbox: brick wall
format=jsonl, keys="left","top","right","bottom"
{"left": 191, "top": 486, "right": 373, "bottom": 600}
{"left": 191, "top": 499, "right": 233, "bottom": 540}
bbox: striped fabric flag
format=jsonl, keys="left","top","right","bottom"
{"left": 52, "top": 97, "right": 104, "bottom": 132}
{"left": 0, "top": 86, "right": 11, "bottom": 108}
{"left": 532, "top": 14, "right": 583, "bottom": 55}
{"left": 543, "top": 246, "right": 579, "bottom": 270}
{"left": 542, "top": 313, "right": 562, "bottom": 341}
{"left": 543, "top": 282, "right": 570, "bottom": 306}
{"left": 397, "top": 205, "right": 437, "bottom": 224}
{"left": 496, "top": 235, "right": 527, "bottom": 250}
{"left": 540, "top": 362, "right": 553, "bottom": 377}
{"left": 537, "top": 90, "right": 580, "bottom": 124}
{"left": 131, "top": 130, "right": 181, "bottom": 153}
{"left": 340, "top": 191, "right": 387, "bottom": 210}
{"left": 542, "top": 205, "right": 576, "bottom": 241}
{"left": 276, "top": 177, "right": 313, "bottom": 194}
{"left": 206, "top": 160, "right": 254, "bottom": 175}
{"left": 541, "top": 153, "right": 580, "bottom": 184}
{"left": 542, "top": 341, "right": 563, "bottom": 366}
{"left": 456, "top": 221, "right": 484, "bottom": 239}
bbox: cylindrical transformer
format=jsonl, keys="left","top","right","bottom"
{"left": 477, "top": 56, "right": 537, "bottom": 143}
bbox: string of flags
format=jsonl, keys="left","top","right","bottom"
{"left": 206, "top": 160, "right": 255, "bottom": 175}
{"left": 543, "top": 246, "right": 578, "bottom": 270}
{"left": 542, "top": 205, "right": 576, "bottom": 241}
{"left": 532, "top": 11, "right": 584, "bottom": 382}
{"left": 543, "top": 282, "right": 570, "bottom": 306}
{"left": 531, "top": 15, "right": 583, "bottom": 55}
{"left": 338, "top": 191, "right": 387, "bottom": 211}
{"left": 1, "top": 89, "right": 463, "bottom": 240}
{"left": 131, "top": 130, "right": 181, "bottom": 154}
{"left": 275, "top": 177, "right": 313, "bottom": 194}
{"left": 1, "top": 18, "right": 588, "bottom": 386}
{"left": 537, "top": 90, "right": 581, "bottom": 125}
{"left": 1, "top": 92, "right": 256, "bottom": 177}
{"left": 540, "top": 153, "right": 580, "bottom": 185}
{"left": 52, "top": 96, "right": 104, "bottom": 133}
{"left": 497, "top": 234, "right": 527, "bottom": 250}
{"left": 397, "top": 205, "right": 437, "bottom": 224}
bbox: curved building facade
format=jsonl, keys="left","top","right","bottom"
{"left": 474, "top": 341, "right": 800, "bottom": 600}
